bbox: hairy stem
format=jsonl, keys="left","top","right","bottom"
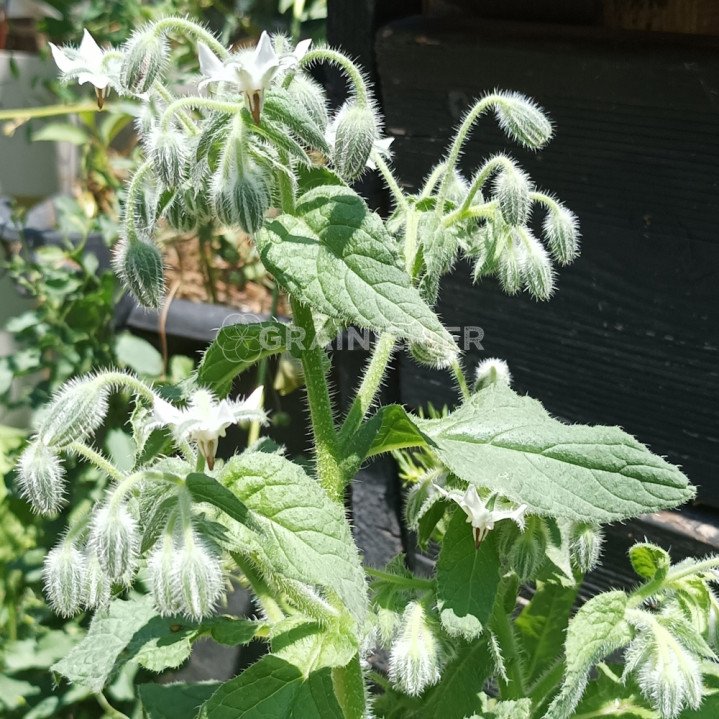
{"left": 365, "top": 566, "right": 434, "bottom": 591}
{"left": 301, "top": 48, "right": 369, "bottom": 107}
{"left": 67, "top": 443, "right": 125, "bottom": 484}
{"left": 290, "top": 298, "right": 343, "bottom": 502}
{"left": 153, "top": 17, "right": 229, "bottom": 58}
{"left": 160, "top": 97, "right": 242, "bottom": 132}
{"left": 370, "top": 151, "right": 408, "bottom": 210}
{"left": 450, "top": 359, "right": 471, "bottom": 400}
{"left": 95, "top": 691, "right": 130, "bottom": 719}
{"left": 232, "top": 552, "right": 285, "bottom": 623}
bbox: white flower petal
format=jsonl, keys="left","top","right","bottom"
{"left": 79, "top": 29, "right": 105, "bottom": 69}
{"left": 253, "top": 31, "right": 277, "bottom": 69}
{"left": 197, "top": 42, "right": 226, "bottom": 80}
{"left": 293, "top": 38, "right": 312, "bottom": 61}
{"left": 49, "top": 43, "right": 75, "bottom": 74}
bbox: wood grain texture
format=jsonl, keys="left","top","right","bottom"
{"left": 423, "top": 0, "right": 600, "bottom": 24}
{"left": 376, "top": 17, "right": 719, "bottom": 504}
{"left": 604, "top": 0, "right": 719, "bottom": 35}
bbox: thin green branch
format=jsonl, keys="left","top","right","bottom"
{"left": 365, "top": 566, "right": 434, "bottom": 591}
{"left": 153, "top": 17, "right": 229, "bottom": 59}
{"left": 67, "top": 443, "right": 125, "bottom": 484}
{"left": 371, "top": 152, "right": 408, "bottom": 210}
{"left": 301, "top": 48, "right": 369, "bottom": 107}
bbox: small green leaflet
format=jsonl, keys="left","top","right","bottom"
{"left": 220, "top": 452, "right": 368, "bottom": 626}
{"left": 436, "top": 510, "right": 501, "bottom": 640}
{"left": 199, "top": 655, "right": 343, "bottom": 718}
{"left": 255, "top": 186, "right": 458, "bottom": 365}
{"left": 197, "top": 320, "right": 290, "bottom": 397}
{"left": 186, "top": 473, "right": 251, "bottom": 527}
{"left": 416, "top": 384, "right": 694, "bottom": 523}
{"left": 629, "top": 543, "right": 671, "bottom": 581}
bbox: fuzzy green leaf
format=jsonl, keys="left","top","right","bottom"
{"left": 629, "top": 542, "right": 671, "bottom": 581}
{"left": 417, "top": 384, "right": 694, "bottom": 523}
{"left": 545, "top": 591, "right": 633, "bottom": 719}
{"left": 197, "top": 320, "right": 290, "bottom": 397}
{"left": 205, "top": 617, "right": 261, "bottom": 647}
{"left": 186, "top": 473, "right": 252, "bottom": 527}
{"left": 200, "top": 655, "right": 343, "bottom": 718}
{"left": 256, "top": 186, "right": 458, "bottom": 365}
{"left": 436, "top": 510, "right": 501, "bottom": 640}
{"left": 220, "top": 452, "right": 368, "bottom": 626}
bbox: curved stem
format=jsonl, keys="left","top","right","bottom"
{"left": 153, "top": 17, "right": 228, "bottom": 59}
{"left": 0, "top": 101, "right": 102, "bottom": 122}
{"left": 300, "top": 48, "right": 369, "bottom": 106}
{"left": 370, "top": 151, "right": 407, "bottom": 210}
{"left": 99, "top": 371, "right": 157, "bottom": 404}
{"left": 67, "top": 442, "right": 125, "bottom": 484}
{"left": 450, "top": 359, "right": 471, "bottom": 400}
{"left": 442, "top": 200, "right": 499, "bottom": 228}
{"left": 160, "top": 97, "right": 241, "bottom": 132}
{"left": 95, "top": 691, "right": 130, "bottom": 719}
{"left": 461, "top": 155, "right": 515, "bottom": 211}
{"left": 122, "top": 160, "right": 155, "bottom": 242}
{"left": 420, "top": 163, "right": 447, "bottom": 199}
{"left": 152, "top": 83, "right": 198, "bottom": 135}
{"left": 435, "top": 94, "right": 501, "bottom": 215}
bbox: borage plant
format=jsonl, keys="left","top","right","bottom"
{"left": 19, "top": 16, "right": 719, "bottom": 719}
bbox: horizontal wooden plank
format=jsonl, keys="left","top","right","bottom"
{"left": 376, "top": 17, "right": 719, "bottom": 504}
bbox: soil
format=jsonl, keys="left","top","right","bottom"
{"left": 162, "top": 232, "right": 288, "bottom": 316}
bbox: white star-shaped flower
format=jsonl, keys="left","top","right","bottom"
{"left": 49, "top": 29, "right": 114, "bottom": 108}
{"left": 151, "top": 387, "right": 266, "bottom": 469}
{"left": 325, "top": 108, "right": 394, "bottom": 169}
{"left": 197, "top": 32, "right": 311, "bottom": 123}
{"left": 436, "top": 484, "right": 527, "bottom": 547}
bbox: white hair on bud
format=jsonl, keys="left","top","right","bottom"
{"left": 492, "top": 90, "right": 554, "bottom": 149}
{"left": 147, "top": 535, "right": 182, "bottom": 616}
{"left": 543, "top": 202, "right": 581, "bottom": 265}
{"left": 17, "top": 439, "right": 66, "bottom": 515}
{"left": 149, "top": 126, "right": 188, "bottom": 186}
{"left": 475, "top": 357, "right": 512, "bottom": 391}
{"left": 88, "top": 501, "right": 140, "bottom": 582}
{"left": 173, "top": 533, "right": 224, "bottom": 621}
{"left": 83, "top": 551, "right": 112, "bottom": 610}
{"left": 43, "top": 542, "right": 86, "bottom": 617}
{"left": 494, "top": 165, "right": 533, "bottom": 226}
{"left": 388, "top": 601, "right": 442, "bottom": 696}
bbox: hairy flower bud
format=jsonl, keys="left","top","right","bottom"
{"left": 113, "top": 236, "right": 165, "bottom": 309}
{"left": 38, "top": 375, "right": 110, "bottom": 447}
{"left": 17, "top": 439, "right": 66, "bottom": 515}
{"left": 212, "top": 160, "right": 270, "bottom": 234}
{"left": 83, "top": 552, "right": 112, "bottom": 610}
{"left": 495, "top": 167, "right": 533, "bottom": 226}
{"left": 493, "top": 91, "right": 553, "bottom": 149}
{"left": 164, "top": 185, "right": 210, "bottom": 233}
{"left": 502, "top": 515, "right": 547, "bottom": 582}
{"left": 389, "top": 601, "right": 442, "bottom": 696}
{"left": 43, "top": 542, "right": 86, "bottom": 617}
{"left": 151, "top": 127, "right": 188, "bottom": 186}
{"left": 520, "top": 229, "right": 555, "bottom": 301}
{"left": 89, "top": 501, "right": 140, "bottom": 581}
{"left": 409, "top": 338, "right": 458, "bottom": 371}
{"left": 174, "top": 533, "right": 223, "bottom": 621}
{"left": 288, "top": 73, "right": 329, "bottom": 131}
{"left": 121, "top": 30, "right": 168, "bottom": 94}
{"left": 570, "top": 522, "right": 604, "bottom": 574}
{"left": 543, "top": 204, "right": 580, "bottom": 265}
{"left": 474, "top": 357, "right": 512, "bottom": 391}
{"left": 332, "top": 102, "right": 378, "bottom": 181}
{"left": 497, "top": 230, "right": 523, "bottom": 295}
{"left": 148, "top": 535, "right": 181, "bottom": 616}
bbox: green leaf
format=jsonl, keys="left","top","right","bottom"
{"left": 256, "top": 186, "right": 458, "bottom": 365}
{"left": 197, "top": 320, "right": 290, "bottom": 397}
{"left": 32, "top": 122, "right": 89, "bottom": 145}
{"left": 418, "top": 638, "right": 495, "bottom": 719}
{"left": 200, "top": 655, "right": 343, "bottom": 718}
{"left": 629, "top": 542, "right": 671, "bottom": 581}
{"left": 331, "top": 655, "right": 366, "bottom": 719}
{"left": 416, "top": 383, "right": 694, "bottom": 523}
{"left": 115, "top": 332, "right": 163, "bottom": 377}
{"left": 474, "top": 694, "right": 533, "bottom": 719}
{"left": 139, "top": 682, "right": 222, "bottom": 719}
{"left": 515, "top": 576, "right": 578, "bottom": 685}
{"left": 220, "top": 452, "right": 368, "bottom": 626}
{"left": 436, "top": 510, "right": 501, "bottom": 640}
{"left": 51, "top": 595, "right": 158, "bottom": 692}
{"left": 264, "top": 87, "right": 329, "bottom": 153}
{"left": 545, "top": 591, "right": 633, "bottom": 719}
{"left": 186, "top": 472, "right": 252, "bottom": 527}
{"left": 124, "top": 614, "right": 197, "bottom": 673}
{"left": 271, "top": 617, "right": 357, "bottom": 672}
{"left": 364, "top": 404, "right": 428, "bottom": 459}
{"left": 205, "top": 617, "right": 261, "bottom": 646}
{"left": 681, "top": 662, "right": 719, "bottom": 717}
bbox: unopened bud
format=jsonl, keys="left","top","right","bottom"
{"left": 332, "top": 102, "right": 378, "bottom": 181}
{"left": 17, "top": 440, "right": 66, "bottom": 515}
{"left": 377, "top": 607, "right": 401, "bottom": 649}
{"left": 113, "top": 236, "right": 165, "bottom": 309}
{"left": 543, "top": 204, "right": 580, "bottom": 265}
{"left": 43, "top": 542, "right": 86, "bottom": 617}
{"left": 570, "top": 522, "right": 604, "bottom": 574}
{"left": 495, "top": 167, "right": 533, "bottom": 226}
{"left": 497, "top": 231, "right": 523, "bottom": 295}
{"left": 474, "top": 358, "right": 512, "bottom": 391}
{"left": 520, "top": 229, "right": 555, "bottom": 301}
{"left": 38, "top": 375, "right": 110, "bottom": 447}
{"left": 389, "top": 601, "right": 442, "bottom": 696}
{"left": 89, "top": 501, "right": 140, "bottom": 581}
{"left": 288, "top": 73, "right": 329, "bottom": 131}
{"left": 494, "top": 91, "right": 553, "bottom": 149}
{"left": 148, "top": 535, "right": 181, "bottom": 616}
{"left": 212, "top": 160, "right": 270, "bottom": 234}
{"left": 150, "top": 127, "right": 188, "bottom": 186}
{"left": 503, "top": 515, "right": 547, "bottom": 582}
{"left": 165, "top": 185, "right": 210, "bottom": 232}
{"left": 121, "top": 30, "right": 168, "bottom": 94}
{"left": 175, "top": 533, "right": 223, "bottom": 621}
{"left": 83, "top": 552, "right": 112, "bottom": 610}
{"left": 409, "top": 337, "right": 458, "bottom": 371}
{"left": 470, "top": 224, "right": 500, "bottom": 280}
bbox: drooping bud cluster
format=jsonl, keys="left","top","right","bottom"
{"left": 88, "top": 501, "right": 140, "bottom": 581}
{"left": 492, "top": 91, "right": 554, "bottom": 149}
{"left": 17, "top": 440, "right": 66, "bottom": 515}
{"left": 112, "top": 236, "right": 165, "bottom": 309}
{"left": 148, "top": 528, "right": 224, "bottom": 621}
